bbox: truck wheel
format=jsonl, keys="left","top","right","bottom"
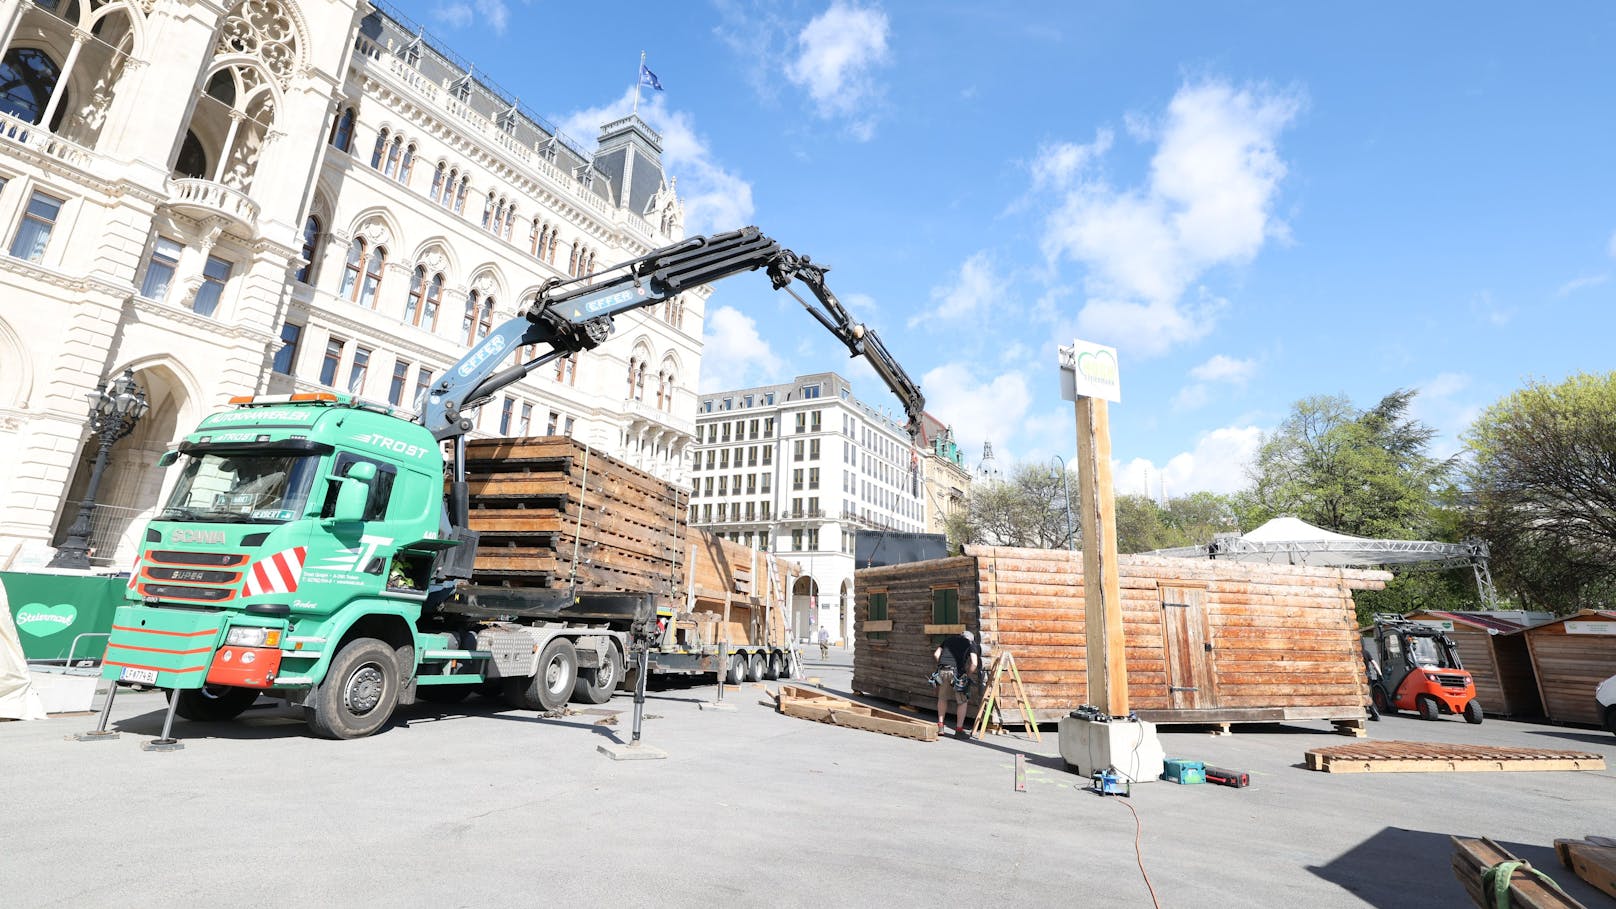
{"left": 765, "top": 652, "right": 783, "bottom": 680}
{"left": 572, "top": 646, "right": 623, "bottom": 705}
{"left": 1417, "top": 695, "right": 1441, "bottom": 721}
{"left": 1463, "top": 699, "right": 1484, "bottom": 724}
{"left": 507, "top": 638, "right": 577, "bottom": 712}
{"left": 170, "top": 685, "right": 259, "bottom": 722}
{"left": 1371, "top": 685, "right": 1394, "bottom": 716}
{"left": 305, "top": 638, "right": 400, "bottom": 740}
{"left": 725, "top": 653, "right": 746, "bottom": 686}
{"left": 746, "top": 653, "right": 767, "bottom": 683}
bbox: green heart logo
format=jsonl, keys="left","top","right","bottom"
{"left": 15, "top": 602, "right": 77, "bottom": 637}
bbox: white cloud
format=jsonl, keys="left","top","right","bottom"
{"left": 555, "top": 92, "right": 754, "bottom": 235}
{"left": 1172, "top": 384, "right": 1211, "bottom": 411}
{"left": 919, "top": 363, "right": 1031, "bottom": 462}
{"left": 699, "top": 306, "right": 783, "bottom": 392}
{"left": 1190, "top": 354, "right": 1256, "bottom": 384}
{"left": 1037, "top": 79, "right": 1303, "bottom": 358}
{"left": 430, "top": 0, "right": 508, "bottom": 34}
{"left": 910, "top": 251, "right": 1003, "bottom": 327}
{"left": 1557, "top": 273, "right": 1608, "bottom": 297}
{"left": 1410, "top": 372, "right": 1479, "bottom": 461}
{"left": 1118, "top": 425, "right": 1263, "bottom": 497}
{"left": 785, "top": 1, "right": 891, "bottom": 140}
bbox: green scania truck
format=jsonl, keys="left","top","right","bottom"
{"left": 91, "top": 228, "right": 924, "bottom": 742}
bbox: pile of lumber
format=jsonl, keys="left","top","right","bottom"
{"left": 776, "top": 684, "right": 937, "bottom": 742}
{"left": 1556, "top": 837, "right": 1616, "bottom": 902}
{"left": 1306, "top": 741, "right": 1606, "bottom": 774}
{"left": 1451, "top": 836, "right": 1584, "bottom": 908}
{"left": 465, "top": 437, "right": 687, "bottom": 596}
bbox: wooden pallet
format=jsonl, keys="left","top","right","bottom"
{"left": 776, "top": 684, "right": 938, "bottom": 742}
{"left": 1452, "top": 836, "right": 1585, "bottom": 908}
{"left": 1556, "top": 837, "right": 1616, "bottom": 901}
{"left": 1306, "top": 741, "right": 1606, "bottom": 774}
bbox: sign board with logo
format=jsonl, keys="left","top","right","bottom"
{"left": 1, "top": 572, "right": 127, "bottom": 662}
{"left": 1058, "top": 339, "right": 1121, "bottom": 403}
{"left": 1565, "top": 621, "right": 1616, "bottom": 635}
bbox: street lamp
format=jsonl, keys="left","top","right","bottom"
{"left": 1051, "top": 454, "right": 1074, "bottom": 550}
{"left": 48, "top": 368, "right": 150, "bottom": 569}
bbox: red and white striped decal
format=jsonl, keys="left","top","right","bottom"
{"left": 244, "top": 547, "right": 307, "bottom": 596}
{"left": 127, "top": 553, "right": 141, "bottom": 589}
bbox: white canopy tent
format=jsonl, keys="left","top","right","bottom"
{"left": 1149, "top": 516, "right": 1497, "bottom": 601}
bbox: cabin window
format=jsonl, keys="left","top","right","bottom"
{"left": 867, "top": 590, "right": 888, "bottom": 642}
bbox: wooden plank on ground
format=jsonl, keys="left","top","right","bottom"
{"left": 1555, "top": 838, "right": 1616, "bottom": 901}
{"left": 1307, "top": 741, "right": 1605, "bottom": 774}
{"left": 776, "top": 684, "right": 937, "bottom": 742}
{"left": 1452, "top": 836, "right": 1586, "bottom": 909}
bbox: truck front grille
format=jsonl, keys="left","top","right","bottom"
{"left": 147, "top": 550, "right": 249, "bottom": 567}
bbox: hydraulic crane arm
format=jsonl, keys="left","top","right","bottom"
{"left": 420, "top": 226, "right": 926, "bottom": 441}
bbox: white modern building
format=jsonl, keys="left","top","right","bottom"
{"left": 690, "top": 371, "right": 934, "bottom": 646}
{"left": 0, "top": 0, "right": 709, "bottom": 569}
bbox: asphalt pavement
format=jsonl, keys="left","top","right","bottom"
{"left": 3, "top": 646, "right": 1613, "bottom": 907}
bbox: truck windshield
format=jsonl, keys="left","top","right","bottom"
{"left": 159, "top": 452, "right": 321, "bottom": 523}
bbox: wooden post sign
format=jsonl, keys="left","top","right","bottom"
{"left": 1059, "top": 340, "right": 1127, "bottom": 717}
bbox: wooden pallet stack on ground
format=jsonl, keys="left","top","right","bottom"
{"left": 1306, "top": 741, "right": 1606, "bottom": 774}
{"left": 775, "top": 684, "right": 938, "bottom": 742}
{"left": 464, "top": 436, "right": 687, "bottom": 596}
{"left": 1452, "top": 836, "right": 1585, "bottom": 909}
{"left": 1555, "top": 837, "right": 1616, "bottom": 901}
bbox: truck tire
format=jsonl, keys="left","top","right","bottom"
{"left": 765, "top": 652, "right": 783, "bottom": 680}
{"left": 572, "top": 645, "right": 623, "bottom": 705}
{"left": 1463, "top": 699, "right": 1484, "bottom": 724}
{"left": 506, "top": 638, "right": 577, "bottom": 712}
{"left": 746, "top": 652, "right": 767, "bottom": 683}
{"left": 725, "top": 653, "right": 746, "bottom": 686}
{"left": 170, "top": 684, "right": 259, "bottom": 722}
{"left": 305, "top": 638, "right": 400, "bottom": 740}
{"left": 1417, "top": 695, "right": 1441, "bottom": 721}
{"left": 1371, "top": 685, "right": 1394, "bottom": 716}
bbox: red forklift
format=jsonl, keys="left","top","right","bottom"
{"left": 1364, "top": 615, "right": 1483, "bottom": 723}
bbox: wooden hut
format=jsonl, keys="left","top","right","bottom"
{"left": 1522, "top": 610, "right": 1616, "bottom": 727}
{"left": 1388, "top": 611, "right": 1545, "bottom": 718}
{"left": 852, "top": 545, "right": 1389, "bottom": 730}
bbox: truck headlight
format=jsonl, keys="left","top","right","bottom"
{"left": 226, "top": 626, "right": 283, "bottom": 648}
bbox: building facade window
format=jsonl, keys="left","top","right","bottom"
{"left": 348, "top": 346, "right": 371, "bottom": 394}
{"left": 140, "top": 237, "right": 182, "bottom": 299}
{"left": 10, "top": 190, "right": 62, "bottom": 262}
{"left": 328, "top": 106, "right": 355, "bottom": 151}
{"left": 388, "top": 359, "right": 409, "bottom": 405}
{"left": 272, "top": 322, "right": 302, "bottom": 375}
{"left": 192, "top": 255, "right": 232, "bottom": 317}
{"left": 295, "top": 216, "right": 321, "bottom": 284}
{"left": 320, "top": 337, "right": 345, "bottom": 386}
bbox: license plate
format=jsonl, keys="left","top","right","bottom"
{"left": 121, "top": 667, "right": 159, "bottom": 685}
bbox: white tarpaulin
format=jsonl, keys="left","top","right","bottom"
{"left": 0, "top": 580, "right": 47, "bottom": 720}
{"left": 1149, "top": 517, "right": 1491, "bottom": 570}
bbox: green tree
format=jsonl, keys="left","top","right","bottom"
{"left": 947, "top": 462, "right": 1073, "bottom": 551}
{"left": 1465, "top": 371, "right": 1616, "bottom": 612}
{"left": 1239, "top": 389, "right": 1451, "bottom": 538}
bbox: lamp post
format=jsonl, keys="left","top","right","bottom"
{"left": 1051, "top": 454, "right": 1074, "bottom": 550}
{"left": 48, "top": 368, "right": 150, "bottom": 570}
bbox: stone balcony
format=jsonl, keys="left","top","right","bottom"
{"left": 164, "top": 177, "right": 260, "bottom": 233}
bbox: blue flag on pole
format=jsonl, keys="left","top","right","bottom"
{"left": 639, "top": 64, "right": 663, "bottom": 92}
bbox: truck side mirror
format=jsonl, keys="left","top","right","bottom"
{"left": 330, "top": 461, "right": 377, "bottom": 522}
{"left": 157, "top": 449, "right": 179, "bottom": 468}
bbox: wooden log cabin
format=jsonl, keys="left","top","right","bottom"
{"left": 1364, "top": 611, "right": 1546, "bottom": 718}
{"left": 1522, "top": 610, "right": 1616, "bottom": 727}
{"left": 851, "top": 545, "right": 1390, "bottom": 729}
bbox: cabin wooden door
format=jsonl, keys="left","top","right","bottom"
{"left": 1162, "top": 585, "right": 1215, "bottom": 710}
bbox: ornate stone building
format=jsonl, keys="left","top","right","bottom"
{"left": 0, "top": 0, "right": 705, "bottom": 569}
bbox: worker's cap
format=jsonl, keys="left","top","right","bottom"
{"left": 962, "top": 630, "right": 975, "bottom": 642}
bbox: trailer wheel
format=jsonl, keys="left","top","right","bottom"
{"left": 1371, "top": 685, "right": 1394, "bottom": 716}
{"left": 765, "top": 652, "right": 783, "bottom": 680}
{"left": 170, "top": 685, "right": 259, "bottom": 722}
{"left": 1417, "top": 695, "right": 1441, "bottom": 721}
{"left": 746, "top": 652, "right": 767, "bottom": 683}
{"left": 506, "top": 638, "right": 577, "bottom": 712}
{"left": 573, "top": 646, "right": 623, "bottom": 705}
{"left": 725, "top": 653, "right": 747, "bottom": 686}
{"left": 1463, "top": 699, "right": 1484, "bottom": 724}
{"left": 305, "top": 638, "right": 400, "bottom": 740}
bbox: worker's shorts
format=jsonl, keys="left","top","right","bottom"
{"left": 937, "top": 668, "right": 969, "bottom": 703}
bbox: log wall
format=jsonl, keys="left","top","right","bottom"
{"left": 852, "top": 545, "right": 1389, "bottom": 726}
{"left": 1524, "top": 611, "right": 1616, "bottom": 727}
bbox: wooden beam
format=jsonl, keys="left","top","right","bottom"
{"left": 1075, "top": 396, "right": 1127, "bottom": 716}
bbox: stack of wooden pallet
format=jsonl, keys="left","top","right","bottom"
{"left": 1452, "top": 837, "right": 1585, "bottom": 908}
{"left": 464, "top": 437, "right": 687, "bottom": 597}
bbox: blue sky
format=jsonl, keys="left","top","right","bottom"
{"left": 396, "top": 0, "right": 1616, "bottom": 496}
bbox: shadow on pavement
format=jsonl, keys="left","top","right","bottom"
{"left": 1522, "top": 728, "right": 1614, "bottom": 748}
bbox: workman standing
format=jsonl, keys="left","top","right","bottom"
{"left": 817, "top": 626, "right": 830, "bottom": 659}
{"left": 932, "top": 629, "right": 980, "bottom": 737}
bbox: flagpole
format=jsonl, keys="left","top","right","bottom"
{"left": 632, "top": 50, "right": 645, "bottom": 117}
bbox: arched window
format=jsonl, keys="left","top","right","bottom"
{"left": 463, "top": 290, "right": 495, "bottom": 344}
{"left": 0, "top": 47, "right": 65, "bottom": 130}
{"left": 175, "top": 130, "right": 208, "bottom": 179}
{"left": 662, "top": 368, "right": 677, "bottom": 410}
{"left": 400, "top": 143, "right": 416, "bottom": 183}
{"left": 568, "top": 242, "right": 578, "bottom": 276}
{"left": 626, "top": 357, "right": 638, "bottom": 397}
{"left": 430, "top": 162, "right": 445, "bottom": 202}
{"left": 384, "top": 135, "right": 402, "bottom": 177}
{"left": 370, "top": 127, "right": 389, "bottom": 169}
{"left": 339, "top": 237, "right": 365, "bottom": 300}
{"left": 329, "top": 106, "right": 355, "bottom": 152}
{"left": 530, "top": 220, "right": 541, "bottom": 256}
{"left": 491, "top": 199, "right": 504, "bottom": 235}
{"left": 359, "top": 245, "right": 386, "bottom": 309}
{"left": 405, "top": 265, "right": 426, "bottom": 324}
{"left": 454, "top": 177, "right": 468, "bottom": 214}
{"left": 503, "top": 205, "right": 515, "bottom": 241}
{"left": 548, "top": 231, "right": 558, "bottom": 263}
{"left": 295, "top": 215, "right": 321, "bottom": 284}
{"left": 479, "top": 296, "right": 494, "bottom": 340}
{"left": 635, "top": 362, "right": 646, "bottom": 401}
{"left": 424, "top": 272, "right": 444, "bottom": 329}
{"left": 482, "top": 191, "right": 495, "bottom": 228}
